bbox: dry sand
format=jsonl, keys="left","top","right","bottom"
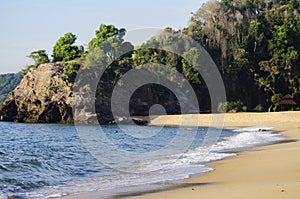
{"left": 140, "top": 112, "right": 300, "bottom": 199}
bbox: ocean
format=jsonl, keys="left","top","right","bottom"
{"left": 0, "top": 122, "right": 285, "bottom": 198}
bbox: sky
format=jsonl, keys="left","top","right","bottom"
{"left": 0, "top": 0, "right": 206, "bottom": 74}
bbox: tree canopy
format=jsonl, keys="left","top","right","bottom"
{"left": 186, "top": 0, "right": 300, "bottom": 110}
{"left": 88, "top": 24, "right": 127, "bottom": 52}
{"left": 14, "top": 1, "right": 300, "bottom": 113}
{"left": 28, "top": 50, "right": 49, "bottom": 65}
{"left": 52, "top": 32, "right": 84, "bottom": 62}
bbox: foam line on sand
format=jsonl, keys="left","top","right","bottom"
{"left": 140, "top": 112, "right": 300, "bottom": 199}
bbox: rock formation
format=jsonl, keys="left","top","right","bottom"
{"left": 0, "top": 63, "right": 73, "bottom": 123}
{"left": 0, "top": 62, "right": 187, "bottom": 124}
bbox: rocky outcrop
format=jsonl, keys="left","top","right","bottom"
{"left": 0, "top": 62, "right": 187, "bottom": 124}
{"left": 0, "top": 63, "right": 73, "bottom": 123}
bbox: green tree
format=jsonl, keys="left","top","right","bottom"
{"left": 86, "top": 24, "right": 133, "bottom": 67}
{"left": 81, "top": 24, "right": 134, "bottom": 97}
{"left": 270, "top": 94, "right": 282, "bottom": 112}
{"left": 88, "top": 24, "right": 126, "bottom": 51}
{"left": 258, "top": 17, "right": 300, "bottom": 98}
{"left": 28, "top": 50, "right": 49, "bottom": 65}
{"left": 182, "top": 48, "right": 201, "bottom": 84}
{"left": 186, "top": 0, "right": 300, "bottom": 109}
{"left": 63, "top": 62, "right": 81, "bottom": 82}
{"left": 52, "top": 32, "right": 84, "bottom": 62}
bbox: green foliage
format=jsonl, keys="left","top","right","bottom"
{"left": 88, "top": 24, "right": 126, "bottom": 51}
{"left": 84, "top": 47, "right": 108, "bottom": 69}
{"left": 188, "top": 0, "right": 300, "bottom": 110}
{"left": 271, "top": 94, "right": 282, "bottom": 111}
{"left": 52, "top": 32, "right": 84, "bottom": 62}
{"left": 218, "top": 102, "right": 227, "bottom": 113}
{"left": 242, "top": 106, "right": 248, "bottom": 112}
{"left": 20, "top": 65, "right": 36, "bottom": 75}
{"left": 63, "top": 62, "right": 81, "bottom": 82}
{"left": 182, "top": 48, "right": 201, "bottom": 84}
{"left": 253, "top": 104, "right": 264, "bottom": 112}
{"left": 0, "top": 73, "right": 23, "bottom": 104}
{"left": 133, "top": 30, "right": 202, "bottom": 85}
{"left": 85, "top": 24, "right": 134, "bottom": 69}
{"left": 222, "top": 0, "right": 234, "bottom": 5}
{"left": 14, "top": 0, "right": 300, "bottom": 114}
{"left": 28, "top": 50, "right": 49, "bottom": 65}
{"left": 218, "top": 101, "right": 245, "bottom": 113}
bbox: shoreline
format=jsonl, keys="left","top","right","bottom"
{"left": 139, "top": 111, "right": 300, "bottom": 199}
{"left": 62, "top": 111, "right": 300, "bottom": 199}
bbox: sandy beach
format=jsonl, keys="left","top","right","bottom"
{"left": 64, "top": 111, "right": 300, "bottom": 199}
{"left": 140, "top": 111, "right": 300, "bottom": 199}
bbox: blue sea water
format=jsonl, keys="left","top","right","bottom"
{"left": 0, "top": 122, "right": 284, "bottom": 198}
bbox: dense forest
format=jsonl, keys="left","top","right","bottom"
{"left": 0, "top": 73, "right": 22, "bottom": 104}
{"left": 10, "top": 0, "right": 300, "bottom": 116}
{"left": 185, "top": 0, "right": 300, "bottom": 111}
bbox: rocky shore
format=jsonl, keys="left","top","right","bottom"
{"left": 0, "top": 62, "right": 179, "bottom": 124}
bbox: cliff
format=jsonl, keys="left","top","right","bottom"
{"left": 0, "top": 63, "right": 73, "bottom": 123}
{"left": 0, "top": 62, "right": 183, "bottom": 124}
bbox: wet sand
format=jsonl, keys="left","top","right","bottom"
{"left": 65, "top": 112, "right": 300, "bottom": 199}
{"left": 140, "top": 112, "right": 300, "bottom": 199}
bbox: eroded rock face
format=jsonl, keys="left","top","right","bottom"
{"left": 0, "top": 63, "right": 73, "bottom": 123}
{"left": 0, "top": 63, "right": 186, "bottom": 124}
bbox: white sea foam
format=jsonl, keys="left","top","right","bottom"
{"left": 23, "top": 126, "right": 285, "bottom": 199}
{"left": 213, "top": 126, "right": 283, "bottom": 152}
{"left": 0, "top": 192, "right": 7, "bottom": 199}
{"left": 233, "top": 126, "right": 274, "bottom": 132}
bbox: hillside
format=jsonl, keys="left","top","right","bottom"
{"left": 0, "top": 73, "right": 23, "bottom": 104}
{"left": 186, "top": 0, "right": 300, "bottom": 110}
{"left": 1, "top": 0, "right": 300, "bottom": 124}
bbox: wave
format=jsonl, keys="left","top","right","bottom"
{"left": 1, "top": 125, "right": 285, "bottom": 199}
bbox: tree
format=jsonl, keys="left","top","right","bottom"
{"left": 28, "top": 50, "right": 49, "bottom": 65}
{"left": 63, "top": 62, "right": 81, "bottom": 83}
{"left": 270, "top": 93, "right": 282, "bottom": 112}
{"left": 81, "top": 24, "right": 134, "bottom": 99}
{"left": 182, "top": 48, "right": 201, "bottom": 84}
{"left": 257, "top": 15, "right": 300, "bottom": 99}
{"left": 88, "top": 24, "right": 126, "bottom": 51}
{"left": 52, "top": 32, "right": 84, "bottom": 62}
{"left": 186, "top": 0, "right": 300, "bottom": 109}
{"left": 86, "top": 24, "right": 134, "bottom": 67}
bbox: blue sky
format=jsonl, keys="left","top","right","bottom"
{"left": 0, "top": 0, "right": 206, "bottom": 74}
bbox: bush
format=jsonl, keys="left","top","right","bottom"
{"left": 63, "top": 63, "right": 81, "bottom": 82}
{"left": 21, "top": 65, "right": 36, "bottom": 75}
{"left": 253, "top": 104, "right": 264, "bottom": 112}
{"left": 218, "top": 102, "right": 227, "bottom": 113}
{"left": 218, "top": 101, "right": 245, "bottom": 113}
{"left": 242, "top": 106, "right": 248, "bottom": 112}
{"left": 28, "top": 50, "right": 49, "bottom": 66}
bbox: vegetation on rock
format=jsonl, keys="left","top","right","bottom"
{"left": 52, "top": 32, "right": 84, "bottom": 62}
{"left": 2, "top": 0, "right": 300, "bottom": 123}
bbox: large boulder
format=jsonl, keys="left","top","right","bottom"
{"left": 0, "top": 63, "right": 73, "bottom": 123}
